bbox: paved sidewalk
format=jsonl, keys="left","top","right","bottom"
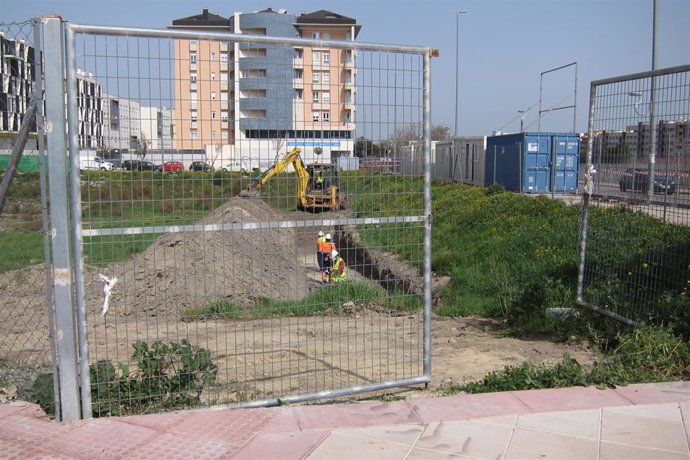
{"left": 2, "top": 381, "right": 690, "bottom": 459}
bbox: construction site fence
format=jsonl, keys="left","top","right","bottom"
{"left": 0, "top": 17, "right": 435, "bottom": 421}
{"left": 577, "top": 64, "right": 690, "bottom": 327}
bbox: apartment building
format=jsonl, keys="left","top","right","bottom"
{"left": 0, "top": 31, "right": 35, "bottom": 133}
{"left": 169, "top": 7, "right": 360, "bottom": 164}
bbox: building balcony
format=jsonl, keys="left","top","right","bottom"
{"left": 221, "top": 120, "right": 229, "bottom": 129}
{"left": 312, "top": 61, "right": 328, "bottom": 71}
{"left": 345, "top": 101, "right": 356, "bottom": 111}
{"left": 220, "top": 42, "right": 228, "bottom": 52}
{"left": 221, "top": 101, "right": 229, "bottom": 110}
{"left": 191, "top": 121, "right": 198, "bottom": 129}
{"left": 220, "top": 62, "right": 228, "bottom": 72}
{"left": 293, "top": 78, "right": 304, "bottom": 89}
{"left": 344, "top": 79, "right": 355, "bottom": 90}
{"left": 190, "top": 41, "right": 197, "bottom": 51}
{"left": 190, "top": 62, "right": 197, "bottom": 71}
{"left": 190, "top": 82, "right": 197, "bottom": 91}
{"left": 220, "top": 81, "right": 228, "bottom": 91}
{"left": 292, "top": 57, "right": 303, "bottom": 68}
{"left": 312, "top": 102, "right": 330, "bottom": 111}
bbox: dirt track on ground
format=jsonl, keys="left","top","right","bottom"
{"left": 0, "top": 197, "right": 595, "bottom": 401}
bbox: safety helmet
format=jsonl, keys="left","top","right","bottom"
{"left": 331, "top": 250, "right": 338, "bottom": 258}
{"left": 325, "top": 233, "right": 331, "bottom": 240}
{"left": 318, "top": 231, "right": 324, "bottom": 237}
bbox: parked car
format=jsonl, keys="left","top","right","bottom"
{"left": 221, "top": 161, "right": 249, "bottom": 173}
{"left": 106, "top": 159, "right": 122, "bottom": 169}
{"left": 619, "top": 168, "right": 676, "bottom": 195}
{"left": 190, "top": 161, "right": 214, "bottom": 172}
{"left": 135, "top": 161, "right": 155, "bottom": 171}
{"left": 79, "top": 156, "right": 113, "bottom": 171}
{"left": 157, "top": 161, "right": 184, "bottom": 173}
{"left": 121, "top": 160, "right": 139, "bottom": 171}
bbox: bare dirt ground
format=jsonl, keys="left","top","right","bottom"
{"left": 0, "top": 197, "right": 595, "bottom": 401}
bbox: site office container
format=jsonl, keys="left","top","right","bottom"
{"left": 484, "top": 132, "right": 579, "bottom": 193}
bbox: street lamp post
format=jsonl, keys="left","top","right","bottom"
{"left": 454, "top": 10, "right": 468, "bottom": 137}
{"left": 518, "top": 110, "right": 526, "bottom": 133}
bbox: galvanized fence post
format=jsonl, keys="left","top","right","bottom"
{"left": 42, "top": 15, "right": 81, "bottom": 421}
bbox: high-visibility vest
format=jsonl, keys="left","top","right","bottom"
{"left": 322, "top": 241, "right": 336, "bottom": 254}
{"left": 317, "top": 235, "right": 326, "bottom": 251}
{"left": 331, "top": 257, "right": 347, "bottom": 282}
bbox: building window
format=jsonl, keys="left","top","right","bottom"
{"left": 312, "top": 73, "right": 320, "bottom": 83}
{"left": 211, "top": 72, "right": 216, "bottom": 80}
{"left": 312, "top": 32, "right": 321, "bottom": 39}
{"left": 322, "top": 112, "right": 330, "bottom": 121}
{"left": 312, "top": 51, "right": 320, "bottom": 64}
{"left": 221, "top": 111, "right": 228, "bottom": 121}
{"left": 312, "top": 112, "right": 319, "bottom": 122}
{"left": 221, "top": 131, "right": 229, "bottom": 140}
{"left": 210, "top": 52, "right": 215, "bottom": 61}
{"left": 212, "top": 111, "right": 216, "bottom": 119}
{"left": 212, "top": 131, "right": 216, "bottom": 139}
{"left": 190, "top": 111, "right": 198, "bottom": 121}
{"left": 190, "top": 53, "right": 197, "bottom": 63}
{"left": 190, "top": 92, "right": 198, "bottom": 103}
{"left": 220, "top": 53, "right": 228, "bottom": 62}
{"left": 323, "top": 52, "right": 330, "bottom": 64}
{"left": 211, "top": 92, "right": 216, "bottom": 100}
{"left": 312, "top": 91, "right": 320, "bottom": 102}
{"left": 295, "top": 89, "right": 303, "bottom": 100}
{"left": 190, "top": 73, "right": 197, "bottom": 82}
{"left": 295, "top": 69, "right": 303, "bottom": 79}
{"left": 322, "top": 92, "right": 330, "bottom": 103}
{"left": 191, "top": 131, "right": 198, "bottom": 139}
{"left": 322, "top": 72, "right": 330, "bottom": 84}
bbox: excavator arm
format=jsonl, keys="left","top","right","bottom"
{"left": 250, "top": 147, "right": 304, "bottom": 190}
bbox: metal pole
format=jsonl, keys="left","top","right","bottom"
{"left": 43, "top": 15, "right": 80, "bottom": 421}
{"left": 33, "top": 17, "right": 61, "bottom": 423}
{"left": 538, "top": 74, "right": 544, "bottom": 133}
{"left": 647, "top": 0, "right": 659, "bottom": 198}
{"left": 65, "top": 24, "right": 92, "bottom": 419}
{"left": 423, "top": 49, "right": 433, "bottom": 379}
{"left": 454, "top": 10, "right": 467, "bottom": 137}
{"left": 573, "top": 63, "right": 578, "bottom": 133}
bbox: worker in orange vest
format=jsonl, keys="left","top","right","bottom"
{"left": 321, "top": 233, "right": 336, "bottom": 283}
{"left": 316, "top": 231, "right": 326, "bottom": 274}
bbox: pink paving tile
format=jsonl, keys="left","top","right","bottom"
{"left": 0, "top": 413, "right": 74, "bottom": 450}
{"left": 512, "top": 385, "right": 630, "bottom": 412}
{"left": 50, "top": 418, "right": 158, "bottom": 458}
{"left": 0, "top": 438, "right": 73, "bottom": 460}
{"left": 127, "top": 432, "right": 234, "bottom": 459}
{"left": 263, "top": 407, "right": 301, "bottom": 432}
{"left": 614, "top": 381, "right": 690, "bottom": 405}
{"left": 120, "top": 410, "right": 189, "bottom": 430}
{"left": 169, "top": 407, "right": 278, "bottom": 446}
{"left": 0, "top": 401, "right": 42, "bottom": 419}
{"left": 293, "top": 400, "right": 420, "bottom": 430}
{"left": 409, "top": 392, "right": 532, "bottom": 423}
{"left": 232, "top": 429, "right": 329, "bottom": 460}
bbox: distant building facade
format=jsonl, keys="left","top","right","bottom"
{"left": 169, "top": 7, "right": 360, "bottom": 164}
{"left": 0, "top": 31, "right": 34, "bottom": 133}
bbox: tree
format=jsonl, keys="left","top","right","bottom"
{"left": 137, "top": 132, "right": 150, "bottom": 160}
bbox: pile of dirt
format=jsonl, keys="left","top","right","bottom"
{"left": 87, "top": 197, "right": 309, "bottom": 316}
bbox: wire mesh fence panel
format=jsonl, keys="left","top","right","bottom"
{"left": 578, "top": 65, "right": 690, "bottom": 326}
{"left": 62, "top": 22, "right": 431, "bottom": 415}
{"left": 0, "top": 19, "right": 56, "bottom": 406}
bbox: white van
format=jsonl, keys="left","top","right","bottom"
{"left": 79, "top": 156, "right": 113, "bottom": 171}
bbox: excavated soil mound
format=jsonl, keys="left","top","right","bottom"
{"left": 91, "top": 197, "right": 308, "bottom": 316}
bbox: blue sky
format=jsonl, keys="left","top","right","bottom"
{"left": 5, "top": 0, "right": 690, "bottom": 136}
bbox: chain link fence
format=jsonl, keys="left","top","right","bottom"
{"left": 0, "top": 18, "right": 59, "bottom": 416}
{"left": 578, "top": 64, "right": 690, "bottom": 326}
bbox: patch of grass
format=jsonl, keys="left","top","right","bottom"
{"left": 0, "top": 232, "right": 44, "bottom": 273}
{"left": 444, "top": 325, "right": 690, "bottom": 395}
{"left": 184, "top": 282, "right": 421, "bottom": 320}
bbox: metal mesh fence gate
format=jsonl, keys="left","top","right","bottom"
{"left": 21, "top": 17, "right": 434, "bottom": 419}
{"left": 578, "top": 65, "right": 690, "bottom": 326}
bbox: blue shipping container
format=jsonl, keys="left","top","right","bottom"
{"left": 484, "top": 132, "right": 579, "bottom": 194}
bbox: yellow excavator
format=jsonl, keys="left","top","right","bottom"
{"left": 242, "top": 147, "right": 347, "bottom": 211}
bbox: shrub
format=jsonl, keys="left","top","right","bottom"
{"left": 32, "top": 339, "right": 218, "bottom": 418}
